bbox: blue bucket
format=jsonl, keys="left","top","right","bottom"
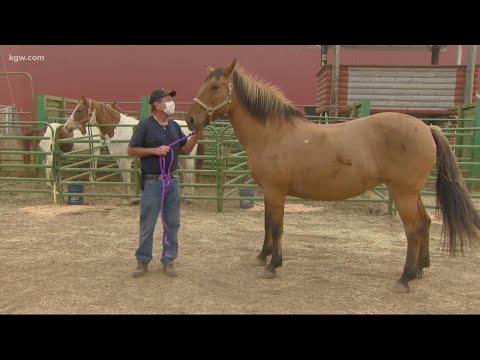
{"left": 67, "top": 184, "right": 84, "bottom": 205}
{"left": 239, "top": 188, "right": 255, "bottom": 209}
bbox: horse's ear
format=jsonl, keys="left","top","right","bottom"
{"left": 223, "top": 58, "right": 237, "bottom": 77}
{"left": 111, "top": 101, "right": 117, "bottom": 108}
{"left": 206, "top": 65, "right": 214, "bottom": 75}
{"left": 81, "top": 95, "right": 88, "bottom": 104}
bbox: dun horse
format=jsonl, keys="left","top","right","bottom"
{"left": 186, "top": 59, "right": 480, "bottom": 293}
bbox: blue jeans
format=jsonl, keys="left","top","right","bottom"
{"left": 135, "top": 176, "right": 180, "bottom": 266}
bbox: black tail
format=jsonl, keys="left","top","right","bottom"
{"left": 431, "top": 126, "right": 480, "bottom": 254}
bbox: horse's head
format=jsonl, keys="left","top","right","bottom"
{"left": 186, "top": 58, "right": 237, "bottom": 132}
{"left": 64, "top": 96, "right": 93, "bottom": 135}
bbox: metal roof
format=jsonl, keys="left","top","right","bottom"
{"left": 338, "top": 45, "right": 449, "bottom": 52}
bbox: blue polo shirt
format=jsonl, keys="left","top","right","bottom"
{"left": 129, "top": 116, "right": 187, "bottom": 175}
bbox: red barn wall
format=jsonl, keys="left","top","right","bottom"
{"left": 0, "top": 45, "right": 321, "bottom": 121}
{"left": 0, "top": 45, "right": 478, "bottom": 121}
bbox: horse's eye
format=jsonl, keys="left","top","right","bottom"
{"left": 212, "top": 84, "right": 220, "bottom": 90}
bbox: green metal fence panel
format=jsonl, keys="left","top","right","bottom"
{"left": 3, "top": 99, "right": 480, "bottom": 215}
{"left": 0, "top": 121, "right": 55, "bottom": 197}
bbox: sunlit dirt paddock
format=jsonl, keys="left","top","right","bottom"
{"left": 1, "top": 189, "right": 479, "bottom": 314}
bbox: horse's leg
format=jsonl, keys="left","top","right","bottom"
{"left": 183, "top": 158, "right": 195, "bottom": 197}
{"left": 117, "top": 158, "right": 132, "bottom": 196}
{"left": 92, "top": 155, "right": 98, "bottom": 182}
{"left": 45, "top": 154, "right": 53, "bottom": 188}
{"left": 258, "top": 190, "right": 285, "bottom": 279}
{"left": 178, "top": 158, "right": 194, "bottom": 198}
{"left": 195, "top": 142, "right": 205, "bottom": 183}
{"left": 178, "top": 158, "right": 185, "bottom": 197}
{"left": 254, "top": 204, "right": 272, "bottom": 266}
{"left": 91, "top": 149, "right": 100, "bottom": 182}
{"left": 417, "top": 195, "right": 431, "bottom": 279}
{"left": 88, "top": 151, "right": 99, "bottom": 183}
{"left": 389, "top": 189, "right": 429, "bottom": 293}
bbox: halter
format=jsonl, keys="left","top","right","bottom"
{"left": 193, "top": 82, "right": 233, "bottom": 121}
{"left": 74, "top": 100, "right": 94, "bottom": 129}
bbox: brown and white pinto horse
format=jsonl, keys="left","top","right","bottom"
{"left": 186, "top": 59, "right": 480, "bottom": 293}
{"left": 64, "top": 97, "right": 138, "bottom": 196}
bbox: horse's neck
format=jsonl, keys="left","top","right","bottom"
{"left": 57, "top": 127, "right": 74, "bottom": 139}
{"left": 228, "top": 105, "right": 267, "bottom": 150}
{"left": 105, "top": 113, "right": 138, "bottom": 141}
{"left": 50, "top": 123, "right": 66, "bottom": 137}
{"left": 92, "top": 101, "right": 122, "bottom": 138}
{"left": 119, "top": 113, "right": 139, "bottom": 127}
{"left": 228, "top": 97, "right": 312, "bottom": 150}
{"left": 44, "top": 123, "right": 74, "bottom": 153}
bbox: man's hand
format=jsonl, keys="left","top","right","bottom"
{"left": 151, "top": 145, "right": 170, "bottom": 156}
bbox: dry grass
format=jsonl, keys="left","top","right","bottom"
{"left": 0, "top": 187, "right": 479, "bottom": 314}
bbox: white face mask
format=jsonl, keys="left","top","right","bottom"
{"left": 164, "top": 101, "right": 175, "bottom": 115}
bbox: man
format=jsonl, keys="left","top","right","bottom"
{"left": 127, "top": 88, "right": 202, "bottom": 278}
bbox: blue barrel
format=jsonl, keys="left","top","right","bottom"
{"left": 67, "top": 184, "right": 84, "bottom": 205}
{"left": 239, "top": 188, "right": 255, "bottom": 209}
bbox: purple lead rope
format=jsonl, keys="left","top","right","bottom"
{"left": 159, "top": 131, "right": 195, "bottom": 258}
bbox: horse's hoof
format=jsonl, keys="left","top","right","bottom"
{"left": 259, "top": 269, "right": 276, "bottom": 279}
{"left": 392, "top": 281, "right": 410, "bottom": 293}
{"left": 253, "top": 257, "right": 267, "bottom": 266}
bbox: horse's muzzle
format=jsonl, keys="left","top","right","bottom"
{"left": 187, "top": 116, "right": 195, "bottom": 131}
{"left": 187, "top": 116, "right": 208, "bottom": 132}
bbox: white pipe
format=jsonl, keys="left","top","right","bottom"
{"left": 457, "top": 45, "right": 463, "bottom": 65}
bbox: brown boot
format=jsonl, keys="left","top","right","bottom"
{"left": 132, "top": 262, "right": 148, "bottom": 278}
{"left": 163, "top": 263, "right": 177, "bottom": 277}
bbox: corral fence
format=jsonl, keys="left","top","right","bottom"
{"left": 1, "top": 95, "right": 480, "bottom": 215}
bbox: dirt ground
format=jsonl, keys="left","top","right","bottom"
{"left": 1, "top": 189, "right": 479, "bottom": 314}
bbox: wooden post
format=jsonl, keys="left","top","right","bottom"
{"left": 321, "top": 45, "right": 328, "bottom": 66}
{"left": 431, "top": 45, "right": 440, "bottom": 65}
{"left": 330, "top": 45, "right": 340, "bottom": 117}
{"left": 457, "top": 45, "right": 463, "bottom": 65}
{"left": 464, "top": 45, "right": 477, "bottom": 104}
